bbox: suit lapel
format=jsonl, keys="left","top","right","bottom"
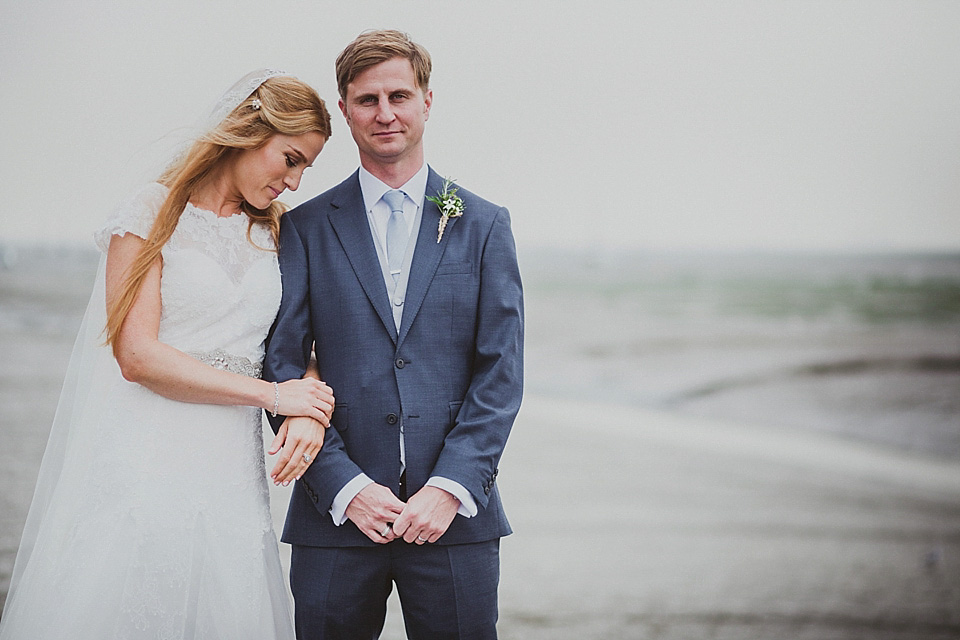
{"left": 397, "top": 169, "right": 460, "bottom": 347}
{"left": 327, "top": 173, "right": 398, "bottom": 343}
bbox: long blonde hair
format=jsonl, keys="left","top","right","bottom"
{"left": 104, "top": 75, "right": 331, "bottom": 353}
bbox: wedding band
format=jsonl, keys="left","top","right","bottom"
{"left": 417, "top": 535, "right": 427, "bottom": 543}
{"left": 302, "top": 453, "right": 312, "bottom": 463}
{"left": 380, "top": 526, "right": 391, "bottom": 537}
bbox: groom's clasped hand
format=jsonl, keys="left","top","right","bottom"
{"left": 345, "top": 482, "right": 460, "bottom": 544}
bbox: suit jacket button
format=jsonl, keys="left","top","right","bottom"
{"left": 395, "top": 358, "right": 405, "bottom": 369}
{"left": 386, "top": 413, "right": 398, "bottom": 425}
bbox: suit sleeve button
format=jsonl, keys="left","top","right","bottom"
{"left": 386, "top": 413, "right": 398, "bottom": 425}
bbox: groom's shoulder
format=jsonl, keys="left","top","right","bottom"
{"left": 451, "top": 183, "right": 503, "bottom": 213}
{"left": 448, "top": 182, "right": 512, "bottom": 240}
{"left": 429, "top": 171, "right": 507, "bottom": 225}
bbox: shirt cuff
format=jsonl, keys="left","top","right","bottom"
{"left": 426, "top": 476, "right": 478, "bottom": 518}
{"left": 329, "top": 473, "right": 374, "bottom": 525}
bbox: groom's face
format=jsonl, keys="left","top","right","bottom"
{"left": 339, "top": 57, "right": 432, "bottom": 171}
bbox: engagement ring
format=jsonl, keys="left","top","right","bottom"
{"left": 302, "top": 453, "right": 312, "bottom": 463}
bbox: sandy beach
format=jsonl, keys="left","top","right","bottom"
{"left": 2, "top": 247, "right": 959, "bottom": 638}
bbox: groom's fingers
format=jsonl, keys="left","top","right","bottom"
{"left": 346, "top": 484, "right": 405, "bottom": 544}
{"left": 392, "top": 486, "right": 458, "bottom": 544}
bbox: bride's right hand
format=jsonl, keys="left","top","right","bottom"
{"left": 274, "top": 378, "right": 334, "bottom": 426}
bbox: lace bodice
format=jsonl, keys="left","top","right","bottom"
{"left": 95, "top": 183, "right": 281, "bottom": 366}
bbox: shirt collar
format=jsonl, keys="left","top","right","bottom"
{"left": 359, "top": 163, "right": 429, "bottom": 212}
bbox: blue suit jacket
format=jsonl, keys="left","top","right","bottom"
{"left": 263, "top": 168, "right": 523, "bottom": 547}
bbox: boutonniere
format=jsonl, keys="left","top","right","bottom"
{"left": 426, "top": 177, "right": 465, "bottom": 243}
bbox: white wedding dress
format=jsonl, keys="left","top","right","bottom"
{"left": 0, "top": 183, "right": 295, "bottom": 639}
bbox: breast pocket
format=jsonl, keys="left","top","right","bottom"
{"left": 435, "top": 261, "right": 474, "bottom": 276}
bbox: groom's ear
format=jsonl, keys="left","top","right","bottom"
{"left": 338, "top": 99, "right": 350, "bottom": 122}
{"left": 423, "top": 89, "right": 433, "bottom": 121}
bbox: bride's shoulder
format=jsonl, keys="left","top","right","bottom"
{"left": 94, "top": 182, "right": 170, "bottom": 252}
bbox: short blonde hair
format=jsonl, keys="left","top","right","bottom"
{"left": 336, "top": 30, "right": 432, "bottom": 99}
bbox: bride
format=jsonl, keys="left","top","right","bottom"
{"left": 0, "top": 70, "right": 333, "bottom": 639}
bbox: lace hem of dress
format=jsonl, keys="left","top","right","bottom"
{"left": 189, "top": 349, "right": 263, "bottom": 378}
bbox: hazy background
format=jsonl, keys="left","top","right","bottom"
{"left": 2, "top": 0, "right": 959, "bottom": 252}
{"left": 3, "top": 3, "right": 960, "bottom": 637}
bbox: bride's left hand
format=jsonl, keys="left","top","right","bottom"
{"left": 269, "top": 416, "right": 325, "bottom": 486}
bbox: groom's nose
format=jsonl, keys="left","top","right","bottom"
{"left": 375, "top": 99, "right": 396, "bottom": 123}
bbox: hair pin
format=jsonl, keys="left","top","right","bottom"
{"left": 251, "top": 98, "right": 262, "bottom": 111}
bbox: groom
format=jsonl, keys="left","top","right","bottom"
{"left": 263, "top": 30, "right": 523, "bottom": 639}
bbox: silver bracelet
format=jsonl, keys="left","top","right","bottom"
{"left": 271, "top": 381, "right": 279, "bottom": 418}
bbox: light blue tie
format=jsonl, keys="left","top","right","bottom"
{"left": 382, "top": 189, "right": 408, "bottom": 276}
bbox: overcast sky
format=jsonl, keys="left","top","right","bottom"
{"left": 2, "top": 0, "right": 959, "bottom": 251}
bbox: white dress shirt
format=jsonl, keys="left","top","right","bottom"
{"left": 328, "top": 163, "right": 478, "bottom": 525}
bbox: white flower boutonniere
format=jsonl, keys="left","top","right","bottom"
{"left": 426, "top": 178, "right": 465, "bottom": 243}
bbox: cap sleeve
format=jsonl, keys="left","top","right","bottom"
{"left": 94, "top": 182, "right": 170, "bottom": 252}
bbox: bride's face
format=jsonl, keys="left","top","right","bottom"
{"left": 230, "top": 131, "right": 327, "bottom": 209}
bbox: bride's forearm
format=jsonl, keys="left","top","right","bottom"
{"left": 107, "top": 233, "right": 273, "bottom": 409}
{"left": 106, "top": 233, "right": 330, "bottom": 422}
{"left": 118, "top": 339, "right": 273, "bottom": 409}
{"left": 119, "top": 339, "right": 333, "bottom": 425}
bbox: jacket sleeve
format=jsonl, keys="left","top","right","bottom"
{"left": 263, "top": 213, "right": 364, "bottom": 511}
{"left": 429, "top": 207, "right": 524, "bottom": 508}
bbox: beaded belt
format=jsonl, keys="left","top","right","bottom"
{"left": 189, "top": 349, "right": 263, "bottom": 378}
